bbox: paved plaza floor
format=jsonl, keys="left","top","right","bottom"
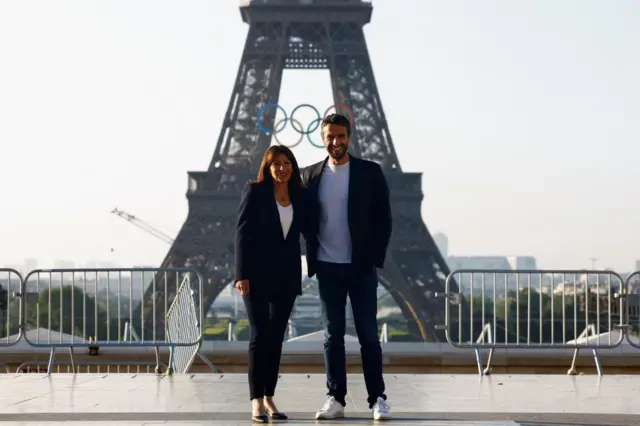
{"left": 0, "top": 373, "right": 638, "bottom": 425}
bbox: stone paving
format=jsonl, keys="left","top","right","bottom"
{"left": 0, "top": 373, "right": 638, "bottom": 425}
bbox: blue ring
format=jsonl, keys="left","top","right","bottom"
{"left": 306, "top": 118, "right": 325, "bottom": 148}
{"left": 256, "top": 103, "right": 288, "bottom": 135}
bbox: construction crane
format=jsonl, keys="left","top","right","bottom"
{"left": 110, "top": 208, "right": 175, "bottom": 244}
{"left": 111, "top": 207, "right": 317, "bottom": 293}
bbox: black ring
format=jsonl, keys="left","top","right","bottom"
{"left": 289, "top": 104, "right": 322, "bottom": 134}
{"left": 273, "top": 118, "right": 305, "bottom": 148}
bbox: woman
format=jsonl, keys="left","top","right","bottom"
{"left": 234, "top": 145, "right": 307, "bottom": 423}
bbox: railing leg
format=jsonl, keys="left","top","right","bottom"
{"left": 592, "top": 348, "right": 603, "bottom": 377}
{"left": 568, "top": 348, "right": 579, "bottom": 375}
{"left": 153, "top": 345, "right": 161, "bottom": 374}
{"left": 166, "top": 345, "right": 175, "bottom": 376}
{"left": 474, "top": 348, "right": 494, "bottom": 377}
{"left": 198, "top": 351, "right": 220, "bottom": 373}
{"left": 46, "top": 347, "right": 56, "bottom": 376}
{"left": 484, "top": 348, "right": 494, "bottom": 375}
{"left": 474, "top": 349, "right": 484, "bottom": 377}
{"left": 68, "top": 347, "right": 77, "bottom": 374}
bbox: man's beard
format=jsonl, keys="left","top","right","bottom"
{"left": 328, "top": 144, "right": 347, "bottom": 160}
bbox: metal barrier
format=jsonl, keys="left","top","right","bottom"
{"left": 3, "top": 265, "right": 640, "bottom": 377}
{"left": 0, "top": 268, "right": 24, "bottom": 346}
{"left": 15, "top": 361, "right": 169, "bottom": 374}
{"left": 165, "top": 274, "right": 219, "bottom": 373}
{"left": 439, "top": 269, "right": 626, "bottom": 377}
{"left": 20, "top": 267, "right": 205, "bottom": 374}
{"left": 122, "top": 275, "right": 218, "bottom": 374}
{"left": 623, "top": 271, "right": 640, "bottom": 348}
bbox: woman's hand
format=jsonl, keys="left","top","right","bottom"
{"left": 235, "top": 279, "right": 250, "bottom": 295}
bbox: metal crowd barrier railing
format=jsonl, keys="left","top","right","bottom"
{"left": 15, "top": 361, "right": 169, "bottom": 374}
{"left": 438, "top": 269, "right": 640, "bottom": 377}
{"left": 0, "top": 268, "right": 24, "bottom": 373}
{"left": 624, "top": 270, "right": 640, "bottom": 349}
{"left": 0, "top": 267, "right": 216, "bottom": 375}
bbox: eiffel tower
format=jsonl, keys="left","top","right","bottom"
{"left": 133, "top": 0, "right": 458, "bottom": 342}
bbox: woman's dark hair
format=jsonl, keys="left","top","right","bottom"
{"left": 254, "top": 145, "right": 303, "bottom": 192}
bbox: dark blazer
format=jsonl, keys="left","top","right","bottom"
{"left": 301, "top": 155, "right": 392, "bottom": 278}
{"left": 234, "top": 181, "right": 306, "bottom": 295}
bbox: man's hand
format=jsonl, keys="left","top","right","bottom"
{"left": 235, "top": 279, "right": 250, "bottom": 295}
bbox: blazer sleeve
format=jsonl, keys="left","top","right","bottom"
{"left": 234, "top": 183, "right": 257, "bottom": 282}
{"left": 371, "top": 163, "right": 392, "bottom": 267}
{"left": 300, "top": 167, "right": 309, "bottom": 188}
{"left": 299, "top": 187, "right": 314, "bottom": 244}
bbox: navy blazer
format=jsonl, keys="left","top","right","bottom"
{"left": 234, "top": 181, "right": 306, "bottom": 295}
{"left": 301, "top": 155, "right": 392, "bottom": 278}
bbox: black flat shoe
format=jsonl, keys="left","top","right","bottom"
{"left": 268, "top": 411, "right": 288, "bottom": 420}
{"left": 252, "top": 414, "right": 269, "bottom": 423}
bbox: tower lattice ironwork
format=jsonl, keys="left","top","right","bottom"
{"left": 133, "top": 0, "right": 458, "bottom": 342}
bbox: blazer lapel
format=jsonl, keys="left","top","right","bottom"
{"left": 268, "top": 191, "right": 286, "bottom": 242}
{"left": 284, "top": 193, "right": 300, "bottom": 242}
{"left": 310, "top": 157, "right": 328, "bottom": 187}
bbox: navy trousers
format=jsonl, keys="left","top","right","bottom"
{"left": 316, "top": 261, "right": 387, "bottom": 408}
{"left": 243, "top": 288, "right": 297, "bottom": 400}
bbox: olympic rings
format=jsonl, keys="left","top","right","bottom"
{"left": 289, "top": 104, "right": 321, "bottom": 134}
{"left": 256, "top": 103, "right": 355, "bottom": 148}
{"left": 306, "top": 118, "right": 325, "bottom": 148}
{"left": 256, "top": 104, "right": 287, "bottom": 136}
{"left": 272, "top": 117, "right": 305, "bottom": 148}
{"left": 323, "top": 104, "right": 354, "bottom": 132}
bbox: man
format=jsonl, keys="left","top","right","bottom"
{"left": 301, "top": 113, "right": 392, "bottom": 421}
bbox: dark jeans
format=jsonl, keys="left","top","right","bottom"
{"left": 243, "top": 288, "right": 297, "bottom": 400}
{"left": 316, "top": 261, "right": 386, "bottom": 408}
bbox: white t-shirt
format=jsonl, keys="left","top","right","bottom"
{"left": 277, "top": 203, "right": 293, "bottom": 238}
{"left": 317, "top": 161, "right": 352, "bottom": 263}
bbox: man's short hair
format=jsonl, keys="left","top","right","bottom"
{"left": 321, "top": 113, "right": 351, "bottom": 137}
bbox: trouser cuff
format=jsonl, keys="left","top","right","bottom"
{"left": 327, "top": 393, "right": 347, "bottom": 406}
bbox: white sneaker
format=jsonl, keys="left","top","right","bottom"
{"left": 372, "top": 397, "right": 391, "bottom": 420}
{"left": 314, "top": 396, "right": 345, "bottom": 419}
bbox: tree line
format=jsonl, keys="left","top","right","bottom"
{"left": 448, "top": 288, "right": 618, "bottom": 344}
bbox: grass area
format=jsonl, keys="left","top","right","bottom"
{"left": 204, "top": 319, "right": 250, "bottom": 340}
{"left": 203, "top": 320, "right": 416, "bottom": 341}
{"left": 204, "top": 319, "right": 250, "bottom": 334}
{"left": 203, "top": 321, "right": 229, "bottom": 335}
{"left": 385, "top": 325, "right": 412, "bottom": 341}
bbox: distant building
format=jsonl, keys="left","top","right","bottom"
{"left": 446, "top": 255, "right": 538, "bottom": 271}
{"left": 447, "top": 256, "right": 511, "bottom": 270}
{"left": 446, "top": 255, "right": 540, "bottom": 296}
{"left": 24, "top": 258, "right": 37, "bottom": 273}
{"left": 635, "top": 260, "right": 640, "bottom": 272}
{"left": 53, "top": 259, "right": 76, "bottom": 269}
{"left": 433, "top": 233, "right": 448, "bottom": 258}
{"left": 507, "top": 256, "right": 537, "bottom": 270}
